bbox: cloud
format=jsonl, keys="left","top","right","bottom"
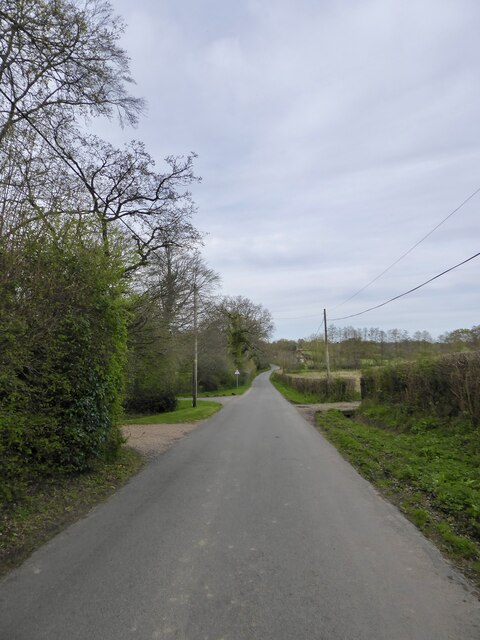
{"left": 106, "top": 0, "right": 480, "bottom": 338}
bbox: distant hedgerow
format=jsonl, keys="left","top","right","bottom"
{"left": 272, "top": 372, "right": 357, "bottom": 402}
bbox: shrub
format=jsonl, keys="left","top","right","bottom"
{"left": 0, "top": 236, "right": 127, "bottom": 509}
{"left": 361, "top": 353, "right": 480, "bottom": 425}
{"left": 123, "top": 390, "right": 177, "bottom": 415}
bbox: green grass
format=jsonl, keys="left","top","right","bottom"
{"left": 0, "top": 447, "right": 143, "bottom": 577}
{"left": 199, "top": 383, "right": 251, "bottom": 397}
{"left": 122, "top": 399, "right": 222, "bottom": 424}
{"left": 315, "top": 405, "right": 480, "bottom": 586}
{"left": 270, "top": 376, "right": 322, "bottom": 404}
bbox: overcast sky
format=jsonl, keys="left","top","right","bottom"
{"left": 103, "top": 0, "right": 479, "bottom": 340}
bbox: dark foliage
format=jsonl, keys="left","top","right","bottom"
{"left": 123, "top": 390, "right": 177, "bottom": 415}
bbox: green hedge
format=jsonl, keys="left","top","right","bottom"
{"left": 0, "top": 237, "right": 127, "bottom": 507}
{"left": 361, "top": 353, "right": 480, "bottom": 425}
{"left": 273, "top": 372, "right": 357, "bottom": 402}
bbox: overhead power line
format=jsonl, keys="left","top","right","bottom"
{"left": 273, "top": 312, "right": 321, "bottom": 320}
{"left": 330, "top": 250, "right": 480, "bottom": 322}
{"left": 330, "top": 184, "right": 480, "bottom": 311}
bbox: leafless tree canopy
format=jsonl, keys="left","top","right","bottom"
{"left": 50, "top": 132, "right": 202, "bottom": 271}
{"left": 0, "top": 0, "right": 144, "bottom": 143}
{"left": 0, "top": 0, "right": 201, "bottom": 274}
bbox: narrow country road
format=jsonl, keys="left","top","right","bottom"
{"left": 1, "top": 371, "right": 479, "bottom": 640}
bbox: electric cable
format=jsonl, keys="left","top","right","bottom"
{"left": 330, "top": 250, "right": 480, "bottom": 322}
{"left": 330, "top": 184, "right": 480, "bottom": 311}
{"left": 273, "top": 185, "right": 480, "bottom": 325}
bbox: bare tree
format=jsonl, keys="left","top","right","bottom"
{"left": 44, "top": 132, "right": 201, "bottom": 272}
{"left": 129, "top": 246, "right": 219, "bottom": 341}
{"left": 0, "top": 0, "right": 148, "bottom": 250}
{"left": 143, "top": 246, "right": 220, "bottom": 330}
{"left": 0, "top": 0, "right": 144, "bottom": 144}
{"left": 0, "top": 1, "right": 203, "bottom": 274}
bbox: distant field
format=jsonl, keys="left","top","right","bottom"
{"left": 288, "top": 370, "right": 362, "bottom": 393}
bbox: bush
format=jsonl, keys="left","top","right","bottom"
{"left": 123, "top": 390, "right": 177, "bottom": 415}
{"left": 0, "top": 236, "right": 127, "bottom": 509}
{"left": 361, "top": 353, "right": 480, "bottom": 425}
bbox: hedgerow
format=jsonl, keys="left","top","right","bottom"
{"left": 361, "top": 353, "right": 480, "bottom": 425}
{"left": 0, "top": 237, "right": 127, "bottom": 508}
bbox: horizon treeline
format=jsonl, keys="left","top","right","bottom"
{"left": 268, "top": 324, "right": 480, "bottom": 371}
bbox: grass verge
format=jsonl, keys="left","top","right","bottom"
{"left": 0, "top": 447, "right": 143, "bottom": 578}
{"left": 270, "top": 375, "right": 321, "bottom": 403}
{"left": 315, "top": 405, "right": 480, "bottom": 587}
{"left": 122, "top": 399, "right": 222, "bottom": 424}
{"left": 200, "top": 384, "right": 250, "bottom": 397}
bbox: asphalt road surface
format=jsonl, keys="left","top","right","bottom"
{"left": 1, "top": 371, "right": 479, "bottom": 639}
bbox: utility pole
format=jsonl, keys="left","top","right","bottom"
{"left": 192, "top": 283, "right": 198, "bottom": 408}
{"left": 324, "top": 308, "right": 331, "bottom": 380}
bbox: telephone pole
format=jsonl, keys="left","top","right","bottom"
{"left": 192, "top": 283, "right": 198, "bottom": 407}
{"left": 324, "top": 308, "right": 331, "bottom": 380}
